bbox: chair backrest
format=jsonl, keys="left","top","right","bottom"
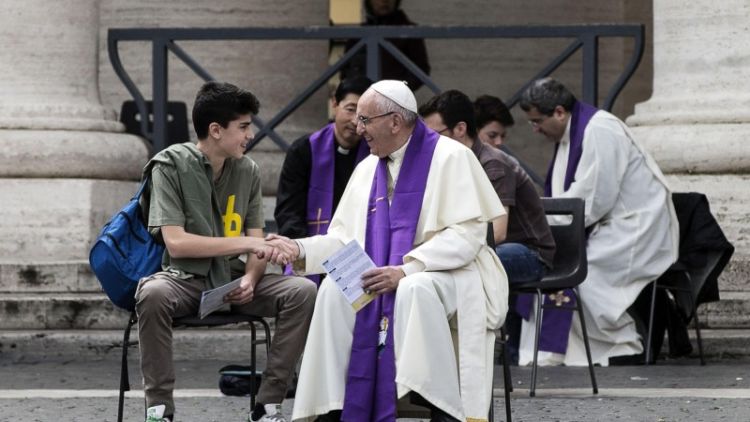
{"left": 119, "top": 100, "right": 190, "bottom": 149}
{"left": 669, "top": 192, "right": 734, "bottom": 304}
{"left": 540, "top": 197, "right": 588, "bottom": 289}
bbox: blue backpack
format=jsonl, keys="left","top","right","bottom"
{"left": 89, "top": 177, "right": 164, "bottom": 311}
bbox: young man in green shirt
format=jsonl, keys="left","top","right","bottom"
{"left": 137, "top": 82, "right": 316, "bottom": 422}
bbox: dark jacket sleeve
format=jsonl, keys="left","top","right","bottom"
{"left": 274, "top": 135, "right": 312, "bottom": 238}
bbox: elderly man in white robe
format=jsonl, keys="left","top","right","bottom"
{"left": 267, "top": 80, "right": 508, "bottom": 422}
{"left": 517, "top": 77, "right": 679, "bottom": 367}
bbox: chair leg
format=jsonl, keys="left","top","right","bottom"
{"left": 499, "top": 327, "right": 512, "bottom": 422}
{"left": 250, "top": 321, "right": 257, "bottom": 410}
{"left": 488, "top": 366, "right": 495, "bottom": 422}
{"left": 645, "top": 280, "right": 658, "bottom": 365}
{"left": 684, "top": 279, "right": 706, "bottom": 366}
{"left": 529, "top": 290, "right": 544, "bottom": 397}
{"left": 573, "top": 289, "right": 598, "bottom": 395}
{"left": 118, "top": 310, "right": 137, "bottom": 422}
{"left": 500, "top": 326, "right": 513, "bottom": 393}
{"left": 260, "top": 318, "right": 272, "bottom": 358}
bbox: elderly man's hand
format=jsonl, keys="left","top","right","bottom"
{"left": 361, "top": 266, "right": 405, "bottom": 295}
{"left": 263, "top": 233, "right": 300, "bottom": 265}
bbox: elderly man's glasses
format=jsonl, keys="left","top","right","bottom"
{"left": 357, "top": 111, "right": 394, "bottom": 127}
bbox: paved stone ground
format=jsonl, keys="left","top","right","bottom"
{"left": 0, "top": 357, "right": 748, "bottom": 421}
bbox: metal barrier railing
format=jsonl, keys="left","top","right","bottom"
{"left": 108, "top": 24, "right": 644, "bottom": 155}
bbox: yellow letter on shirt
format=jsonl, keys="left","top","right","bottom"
{"left": 223, "top": 194, "right": 242, "bottom": 237}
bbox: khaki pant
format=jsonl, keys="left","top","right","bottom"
{"left": 135, "top": 271, "right": 317, "bottom": 416}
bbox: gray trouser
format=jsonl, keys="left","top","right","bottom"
{"left": 135, "top": 271, "right": 317, "bottom": 416}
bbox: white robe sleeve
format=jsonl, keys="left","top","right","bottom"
{"left": 559, "top": 118, "right": 630, "bottom": 227}
{"left": 403, "top": 219, "right": 486, "bottom": 271}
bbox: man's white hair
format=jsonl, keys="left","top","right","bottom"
{"left": 370, "top": 90, "right": 418, "bottom": 127}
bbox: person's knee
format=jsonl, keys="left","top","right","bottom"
{"left": 287, "top": 277, "right": 317, "bottom": 311}
{"left": 135, "top": 277, "right": 172, "bottom": 313}
{"left": 397, "top": 273, "right": 437, "bottom": 300}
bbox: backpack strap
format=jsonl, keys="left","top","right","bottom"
{"left": 132, "top": 176, "right": 150, "bottom": 201}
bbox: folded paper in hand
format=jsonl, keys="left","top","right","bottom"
{"left": 199, "top": 277, "right": 242, "bottom": 319}
{"left": 322, "top": 240, "right": 375, "bottom": 311}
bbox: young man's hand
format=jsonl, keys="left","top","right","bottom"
{"left": 225, "top": 274, "right": 255, "bottom": 305}
{"left": 263, "top": 233, "right": 300, "bottom": 265}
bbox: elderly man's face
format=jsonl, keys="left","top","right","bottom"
{"left": 356, "top": 92, "right": 401, "bottom": 158}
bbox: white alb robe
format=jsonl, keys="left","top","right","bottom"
{"left": 291, "top": 136, "right": 508, "bottom": 422}
{"left": 519, "top": 110, "right": 679, "bottom": 367}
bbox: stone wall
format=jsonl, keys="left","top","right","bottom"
{"left": 98, "top": 0, "right": 330, "bottom": 195}
{"left": 404, "top": 0, "right": 653, "bottom": 177}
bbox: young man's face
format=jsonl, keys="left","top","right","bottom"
{"left": 478, "top": 120, "right": 508, "bottom": 147}
{"left": 332, "top": 93, "right": 361, "bottom": 149}
{"left": 217, "top": 113, "right": 254, "bottom": 159}
{"left": 422, "top": 112, "right": 455, "bottom": 140}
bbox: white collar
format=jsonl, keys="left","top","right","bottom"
{"left": 560, "top": 116, "right": 572, "bottom": 145}
{"left": 388, "top": 134, "right": 411, "bottom": 164}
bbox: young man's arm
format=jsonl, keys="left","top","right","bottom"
{"left": 226, "top": 228, "right": 267, "bottom": 305}
{"left": 492, "top": 207, "right": 509, "bottom": 244}
{"left": 160, "top": 225, "right": 267, "bottom": 258}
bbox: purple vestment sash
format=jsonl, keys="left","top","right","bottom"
{"left": 341, "top": 120, "right": 438, "bottom": 422}
{"left": 517, "top": 101, "right": 598, "bottom": 354}
{"left": 543, "top": 101, "right": 599, "bottom": 196}
{"left": 297, "top": 123, "right": 369, "bottom": 284}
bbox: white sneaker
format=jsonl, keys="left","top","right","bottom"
{"left": 248, "top": 403, "right": 287, "bottom": 422}
{"left": 145, "top": 404, "right": 172, "bottom": 422}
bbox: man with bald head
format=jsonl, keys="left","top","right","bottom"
{"left": 267, "top": 80, "right": 508, "bottom": 422}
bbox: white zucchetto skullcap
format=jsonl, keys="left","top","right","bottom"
{"left": 369, "top": 80, "right": 417, "bottom": 113}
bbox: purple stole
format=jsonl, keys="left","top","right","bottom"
{"left": 341, "top": 120, "right": 438, "bottom": 422}
{"left": 517, "top": 101, "right": 598, "bottom": 354}
{"left": 298, "top": 123, "right": 369, "bottom": 284}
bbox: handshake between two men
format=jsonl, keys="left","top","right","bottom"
{"left": 252, "top": 234, "right": 405, "bottom": 296}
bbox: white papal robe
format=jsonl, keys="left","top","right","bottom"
{"left": 519, "top": 110, "right": 679, "bottom": 367}
{"left": 291, "top": 135, "right": 508, "bottom": 422}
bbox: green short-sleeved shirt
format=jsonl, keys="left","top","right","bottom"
{"left": 146, "top": 142, "right": 264, "bottom": 287}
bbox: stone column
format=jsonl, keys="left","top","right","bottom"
{"left": 0, "top": 0, "right": 149, "bottom": 262}
{"left": 627, "top": 0, "right": 749, "bottom": 320}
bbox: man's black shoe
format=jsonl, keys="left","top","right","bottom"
{"left": 430, "top": 406, "right": 460, "bottom": 422}
{"left": 313, "top": 410, "right": 341, "bottom": 422}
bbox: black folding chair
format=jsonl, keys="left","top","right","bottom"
{"left": 644, "top": 192, "right": 734, "bottom": 365}
{"left": 510, "top": 197, "right": 598, "bottom": 397}
{"left": 119, "top": 100, "right": 190, "bottom": 149}
{"left": 117, "top": 310, "right": 271, "bottom": 422}
{"left": 487, "top": 222, "right": 513, "bottom": 422}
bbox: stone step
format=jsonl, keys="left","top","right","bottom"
{"left": 0, "top": 289, "right": 749, "bottom": 330}
{"left": 0, "top": 261, "right": 100, "bottom": 293}
{"left": 698, "top": 291, "right": 750, "bottom": 328}
{"left": 719, "top": 253, "right": 750, "bottom": 292}
{"left": 0, "top": 327, "right": 270, "bottom": 363}
{"left": 0, "top": 293, "right": 128, "bottom": 329}
{"left": 0, "top": 327, "right": 745, "bottom": 364}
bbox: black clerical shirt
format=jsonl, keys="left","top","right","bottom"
{"left": 274, "top": 134, "right": 361, "bottom": 238}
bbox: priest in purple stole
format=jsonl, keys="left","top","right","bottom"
{"left": 517, "top": 78, "right": 678, "bottom": 366}
{"left": 270, "top": 80, "right": 509, "bottom": 422}
{"left": 274, "top": 76, "right": 372, "bottom": 284}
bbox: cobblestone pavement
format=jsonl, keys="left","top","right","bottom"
{"left": 0, "top": 358, "right": 748, "bottom": 421}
